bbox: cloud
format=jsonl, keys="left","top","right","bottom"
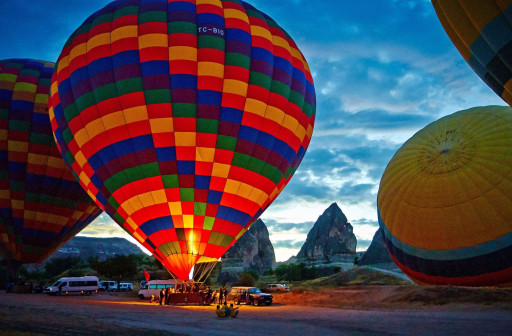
{"left": 356, "top": 239, "right": 373, "bottom": 251}
{"left": 79, "top": 213, "right": 127, "bottom": 237}
{"left": 263, "top": 218, "right": 314, "bottom": 235}
{"left": 272, "top": 240, "right": 305, "bottom": 249}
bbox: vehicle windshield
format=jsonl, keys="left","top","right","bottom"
{"left": 248, "top": 288, "right": 261, "bottom": 294}
{"left": 52, "top": 281, "right": 61, "bottom": 287}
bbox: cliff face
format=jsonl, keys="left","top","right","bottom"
{"left": 221, "top": 219, "right": 276, "bottom": 273}
{"left": 358, "top": 228, "right": 394, "bottom": 266}
{"left": 218, "top": 219, "right": 276, "bottom": 283}
{"left": 296, "top": 203, "right": 357, "bottom": 259}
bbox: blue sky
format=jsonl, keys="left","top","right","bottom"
{"left": 0, "top": 0, "right": 505, "bottom": 261}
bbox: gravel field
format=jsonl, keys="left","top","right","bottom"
{"left": 1, "top": 287, "right": 511, "bottom": 336}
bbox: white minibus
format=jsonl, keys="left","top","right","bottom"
{"left": 138, "top": 279, "right": 176, "bottom": 299}
{"left": 44, "top": 276, "right": 99, "bottom": 296}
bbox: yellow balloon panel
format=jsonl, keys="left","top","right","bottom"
{"left": 379, "top": 106, "right": 512, "bottom": 250}
{"left": 378, "top": 106, "right": 512, "bottom": 286}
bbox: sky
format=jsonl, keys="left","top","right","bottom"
{"left": 0, "top": 0, "right": 505, "bottom": 261}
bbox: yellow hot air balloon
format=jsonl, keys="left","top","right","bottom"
{"left": 378, "top": 106, "right": 512, "bottom": 286}
{"left": 432, "top": 0, "right": 512, "bottom": 105}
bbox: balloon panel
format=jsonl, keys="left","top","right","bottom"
{"left": 432, "top": 0, "right": 512, "bottom": 106}
{"left": 0, "top": 59, "right": 101, "bottom": 265}
{"left": 49, "top": 0, "right": 315, "bottom": 280}
{"left": 378, "top": 106, "right": 512, "bottom": 286}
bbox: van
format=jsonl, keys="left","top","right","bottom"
{"left": 98, "top": 280, "right": 116, "bottom": 291}
{"left": 44, "top": 276, "right": 99, "bottom": 296}
{"left": 138, "top": 279, "right": 176, "bottom": 299}
{"left": 110, "top": 282, "right": 133, "bottom": 292}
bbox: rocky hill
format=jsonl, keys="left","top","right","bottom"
{"left": 358, "top": 228, "right": 394, "bottom": 266}
{"left": 47, "top": 236, "right": 145, "bottom": 262}
{"left": 296, "top": 203, "right": 356, "bottom": 260}
{"left": 218, "top": 219, "right": 275, "bottom": 284}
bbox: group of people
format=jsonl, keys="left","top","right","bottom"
{"left": 157, "top": 286, "right": 175, "bottom": 305}
{"left": 205, "top": 286, "right": 229, "bottom": 305}
{"left": 152, "top": 283, "right": 230, "bottom": 306}
{"left": 216, "top": 303, "right": 239, "bottom": 318}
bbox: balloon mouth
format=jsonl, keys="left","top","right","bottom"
{"left": 162, "top": 254, "right": 219, "bottom": 282}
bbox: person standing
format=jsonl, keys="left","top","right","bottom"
{"left": 159, "top": 287, "right": 165, "bottom": 305}
{"left": 211, "top": 289, "right": 217, "bottom": 304}
{"left": 221, "top": 286, "right": 228, "bottom": 305}
{"left": 167, "top": 287, "right": 173, "bottom": 305}
{"left": 218, "top": 287, "right": 224, "bottom": 305}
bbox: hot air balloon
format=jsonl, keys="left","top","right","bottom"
{"left": 432, "top": 0, "right": 512, "bottom": 106}
{"left": 49, "top": 0, "right": 315, "bottom": 281}
{"left": 378, "top": 106, "right": 512, "bottom": 286}
{"left": 0, "top": 59, "right": 101, "bottom": 275}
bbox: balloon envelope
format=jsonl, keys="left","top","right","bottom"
{"left": 49, "top": 0, "right": 316, "bottom": 280}
{"left": 0, "top": 59, "right": 101, "bottom": 269}
{"left": 378, "top": 106, "right": 512, "bottom": 286}
{"left": 432, "top": 0, "right": 512, "bottom": 106}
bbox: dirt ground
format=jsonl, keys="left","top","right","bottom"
{"left": 1, "top": 286, "right": 511, "bottom": 336}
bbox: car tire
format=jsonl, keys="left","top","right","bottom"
{"left": 234, "top": 298, "right": 240, "bottom": 305}
{"left": 253, "top": 300, "right": 259, "bottom": 306}
{"left": 139, "top": 294, "right": 145, "bottom": 299}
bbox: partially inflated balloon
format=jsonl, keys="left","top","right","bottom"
{"left": 378, "top": 106, "right": 512, "bottom": 286}
{"left": 432, "top": 0, "right": 512, "bottom": 106}
{"left": 0, "top": 59, "right": 101, "bottom": 271}
{"left": 49, "top": 0, "right": 315, "bottom": 280}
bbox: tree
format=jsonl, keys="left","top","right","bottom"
{"left": 275, "top": 263, "right": 318, "bottom": 281}
{"left": 90, "top": 254, "right": 138, "bottom": 289}
{"left": 44, "top": 257, "right": 82, "bottom": 278}
{"left": 236, "top": 272, "right": 256, "bottom": 287}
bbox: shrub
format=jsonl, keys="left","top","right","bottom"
{"left": 236, "top": 272, "right": 256, "bottom": 287}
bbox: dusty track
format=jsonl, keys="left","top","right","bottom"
{"left": 0, "top": 289, "right": 511, "bottom": 336}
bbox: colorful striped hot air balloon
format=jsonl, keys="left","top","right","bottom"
{"left": 432, "top": 0, "right": 512, "bottom": 106}
{"left": 378, "top": 106, "right": 512, "bottom": 286}
{"left": 49, "top": 0, "right": 315, "bottom": 281}
{"left": 0, "top": 59, "right": 101, "bottom": 274}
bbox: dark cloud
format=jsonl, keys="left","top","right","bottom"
{"left": 334, "top": 109, "right": 435, "bottom": 131}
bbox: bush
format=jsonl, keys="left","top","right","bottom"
{"left": 236, "top": 272, "right": 256, "bottom": 287}
{"left": 245, "top": 270, "right": 260, "bottom": 281}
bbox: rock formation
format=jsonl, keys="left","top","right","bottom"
{"left": 296, "top": 203, "right": 357, "bottom": 260}
{"left": 358, "top": 228, "right": 394, "bottom": 266}
{"left": 44, "top": 236, "right": 145, "bottom": 262}
{"left": 218, "top": 219, "right": 276, "bottom": 283}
